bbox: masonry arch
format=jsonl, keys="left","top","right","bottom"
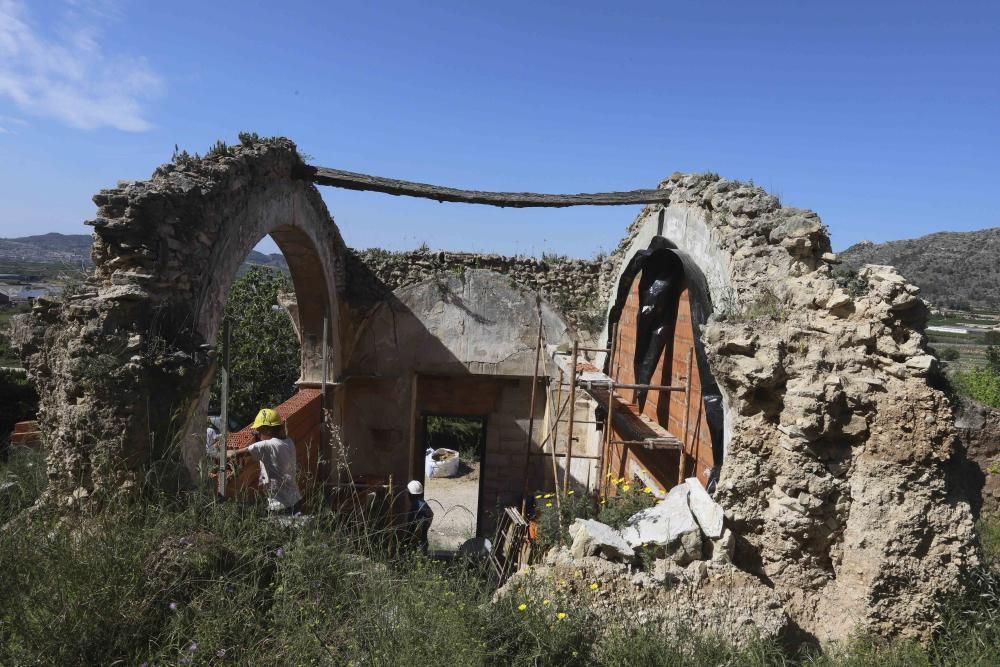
{"left": 20, "top": 139, "right": 347, "bottom": 496}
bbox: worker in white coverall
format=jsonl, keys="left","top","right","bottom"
{"left": 227, "top": 408, "right": 304, "bottom": 515}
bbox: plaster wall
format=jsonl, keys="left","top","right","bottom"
{"left": 341, "top": 270, "right": 579, "bottom": 532}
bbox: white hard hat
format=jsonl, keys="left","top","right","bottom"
{"left": 407, "top": 480, "right": 424, "bottom": 495}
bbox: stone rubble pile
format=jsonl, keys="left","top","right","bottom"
{"left": 568, "top": 478, "right": 734, "bottom": 568}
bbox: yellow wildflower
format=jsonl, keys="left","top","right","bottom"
{"left": 556, "top": 612, "right": 568, "bottom": 621}
{"left": 567, "top": 490, "right": 575, "bottom": 495}
{"left": 545, "top": 502, "right": 553, "bottom": 507}
{"left": 643, "top": 486, "right": 653, "bottom": 494}
{"left": 622, "top": 484, "right": 631, "bottom": 492}
{"left": 535, "top": 493, "right": 542, "bottom": 499}
{"left": 542, "top": 598, "right": 551, "bottom": 605}
{"left": 589, "top": 582, "right": 599, "bottom": 590}
{"left": 544, "top": 493, "right": 554, "bottom": 499}
{"left": 518, "top": 603, "right": 527, "bottom": 612}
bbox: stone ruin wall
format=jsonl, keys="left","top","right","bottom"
{"left": 8, "top": 137, "right": 982, "bottom": 643}
{"left": 601, "top": 172, "right": 978, "bottom": 642}
{"left": 12, "top": 138, "right": 347, "bottom": 504}
{"left": 344, "top": 247, "right": 608, "bottom": 338}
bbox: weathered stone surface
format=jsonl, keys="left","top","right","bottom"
{"left": 621, "top": 484, "right": 703, "bottom": 564}
{"left": 603, "top": 174, "right": 977, "bottom": 642}
{"left": 14, "top": 137, "right": 348, "bottom": 503}
{"left": 568, "top": 518, "right": 635, "bottom": 561}
{"left": 685, "top": 477, "right": 724, "bottom": 539}
{"left": 498, "top": 548, "right": 788, "bottom": 647}
{"left": 347, "top": 248, "right": 606, "bottom": 338}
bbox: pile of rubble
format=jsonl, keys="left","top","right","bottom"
{"left": 568, "top": 478, "right": 730, "bottom": 566}
{"left": 500, "top": 480, "right": 788, "bottom": 646}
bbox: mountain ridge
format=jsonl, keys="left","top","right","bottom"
{"left": 839, "top": 227, "right": 1000, "bottom": 310}
{"left": 0, "top": 233, "right": 288, "bottom": 272}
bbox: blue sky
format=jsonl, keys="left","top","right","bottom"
{"left": 0, "top": 0, "right": 997, "bottom": 256}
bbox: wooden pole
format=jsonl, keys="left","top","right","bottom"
{"left": 321, "top": 316, "right": 328, "bottom": 409}
{"left": 298, "top": 165, "right": 673, "bottom": 208}
{"left": 678, "top": 347, "right": 694, "bottom": 486}
{"left": 519, "top": 312, "right": 544, "bottom": 516}
{"left": 320, "top": 315, "right": 329, "bottom": 484}
{"left": 551, "top": 366, "right": 565, "bottom": 497}
{"left": 217, "top": 318, "right": 230, "bottom": 498}
{"left": 597, "top": 323, "right": 617, "bottom": 498}
{"left": 563, "top": 340, "right": 579, "bottom": 496}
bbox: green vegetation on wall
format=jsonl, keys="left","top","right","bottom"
{"left": 211, "top": 266, "right": 300, "bottom": 427}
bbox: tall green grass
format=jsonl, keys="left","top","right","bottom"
{"left": 2, "top": 446, "right": 1000, "bottom": 666}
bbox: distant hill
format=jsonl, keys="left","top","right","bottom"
{"left": 0, "top": 233, "right": 92, "bottom": 264}
{"left": 839, "top": 228, "right": 1000, "bottom": 311}
{"left": 0, "top": 232, "right": 289, "bottom": 275}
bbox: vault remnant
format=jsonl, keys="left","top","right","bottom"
{"left": 11, "top": 140, "right": 979, "bottom": 645}
{"left": 599, "top": 172, "right": 977, "bottom": 642}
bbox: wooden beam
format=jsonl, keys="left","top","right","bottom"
{"left": 296, "top": 165, "right": 672, "bottom": 208}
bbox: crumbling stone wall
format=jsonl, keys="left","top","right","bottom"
{"left": 345, "top": 248, "right": 607, "bottom": 335}
{"left": 13, "top": 137, "right": 347, "bottom": 504}
{"left": 604, "top": 173, "right": 978, "bottom": 642}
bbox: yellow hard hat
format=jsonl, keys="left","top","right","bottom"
{"left": 251, "top": 408, "right": 283, "bottom": 429}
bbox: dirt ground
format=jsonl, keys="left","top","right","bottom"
{"left": 424, "top": 460, "right": 480, "bottom": 553}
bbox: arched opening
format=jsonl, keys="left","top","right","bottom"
{"left": 183, "top": 218, "right": 344, "bottom": 498}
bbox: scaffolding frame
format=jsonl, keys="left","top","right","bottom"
{"left": 537, "top": 326, "right": 696, "bottom": 501}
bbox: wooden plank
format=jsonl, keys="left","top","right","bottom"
{"left": 297, "top": 165, "right": 672, "bottom": 208}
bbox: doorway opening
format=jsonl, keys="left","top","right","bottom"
{"left": 422, "top": 414, "right": 487, "bottom": 553}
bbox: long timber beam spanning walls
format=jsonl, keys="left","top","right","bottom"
{"left": 295, "top": 165, "right": 672, "bottom": 208}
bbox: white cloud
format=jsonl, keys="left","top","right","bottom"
{"left": 0, "top": 0, "right": 163, "bottom": 132}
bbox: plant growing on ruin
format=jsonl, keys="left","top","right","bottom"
{"left": 833, "top": 267, "right": 870, "bottom": 298}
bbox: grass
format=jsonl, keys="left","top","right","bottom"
{"left": 2, "top": 446, "right": 1000, "bottom": 665}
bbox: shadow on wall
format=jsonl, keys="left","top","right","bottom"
{"left": 603, "top": 236, "right": 726, "bottom": 491}
{"left": 338, "top": 268, "right": 575, "bottom": 536}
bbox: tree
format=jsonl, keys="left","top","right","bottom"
{"left": 988, "top": 345, "right": 1000, "bottom": 374}
{"left": 938, "top": 347, "right": 961, "bottom": 362}
{"left": 211, "top": 267, "right": 300, "bottom": 427}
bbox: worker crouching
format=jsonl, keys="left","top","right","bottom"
{"left": 228, "top": 408, "right": 304, "bottom": 515}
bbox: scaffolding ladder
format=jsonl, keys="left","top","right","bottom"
{"left": 544, "top": 324, "right": 696, "bottom": 499}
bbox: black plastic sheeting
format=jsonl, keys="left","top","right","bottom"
{"left": 604, "top": 236, "right": 726, "bottom": 490}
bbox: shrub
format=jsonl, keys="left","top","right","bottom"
{"left": 938, "top": 347, "right": 961, "bottom": 361}
{"left": 956, "top": 366, "right": 1000, "bottom": 409}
